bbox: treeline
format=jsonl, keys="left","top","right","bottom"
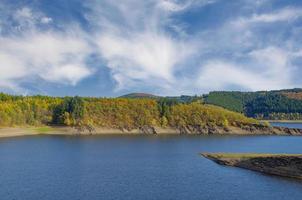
{"left": 260, "top": 113, "right": 302, "bottom": 120}
{"left": 0, "top": 94, "right": 62, "bottom": 126}
{"left": 204, "top": 91, "right": 261, "bottom": 113}
{"left": 0, "top": 93, "right": 256, "bottom": 129}
{"left": 246, "top": 93, "right": 302, "bottom": 119}
{"left": 204, "top": 89, "right": 302, "bottom": 120}
{"left": 169, "top": 103, "right": 257, "bottom": 128}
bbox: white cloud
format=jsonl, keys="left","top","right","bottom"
{"left": 233, "top": 7, "right": 302, "bottom": 27}
{"left": 197, "top": 61, "right": 291, "bottom": 92}
{"left": 40, "top": 17, "right": 53, "bottom": 24}
{"left": 0, "top": 4, "right": 94, "bottom": 92}
{"left": 248, "top": 47, "right": 288, "bottom": 73}
{"left": 0, "top": 53, "right": 27, "bottom": 90}
{"left": 0, "top": 54, "right": 27, "bottom": 79}
{"left": 197, "top": 47, "right": 294, "bottom": 92}
{"left": 1, "top": 0, "right": 302, "bottom": 95}
{"left": 191, "top": 4, "right": 302, "bottom": 93}
{"left": 12, "top": 7, "right": 54, "bottom": 31}
{"left": 291, "top": 50, "right": 302, "bottom": 57}
{"left": 14, "top": 7, "right": 33, "bottom": 19}
{"left": 197, "top": 62, "right": 267, "bottom": 91}
{"left": 97, "top": 32, "right": 193, "bottom": 88}
{"left": 85, "top": 0, "right": 197, "bottom": 91}
{"left": 0, "top": 31, "right": 93, "bottom": 90}
{"left": 40, "top": 64, "right": 92, "bottom": 85}
{"left": 158, "top": 0, "right": 197, "bottom": 12}
{"left": 158, "top": 0, "right": 217, "bottom": 12}
{"left": 244, "top": 0, "right": 275, "bottom": 6}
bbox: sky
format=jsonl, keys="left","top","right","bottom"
{"left": 0, "top": 0, "right": 302, "bottom": 97}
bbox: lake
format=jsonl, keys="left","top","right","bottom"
{"left": 1, "top": 125, "right": 302, "bottom": 200}
{"left": 270, "top": 122, "right": 302, "bottom": 129}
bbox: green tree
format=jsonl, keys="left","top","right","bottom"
{"left": 52, "top": 96, "right": 85, "bottom": 125}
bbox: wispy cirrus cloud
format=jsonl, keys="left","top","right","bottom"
{"left": 191, "top": 4, "right": 302, "bottom": 93}
{"left": 158, "top": 0, "right": 215, "bottom": 12}
{"left": 197, "top": 47, "right": 294, "bottom": 91}
{"left": 232, "top": 7, "right": 302, "bottom": 27}
{"left": 84, "top": 0, "right": 200, "bottom": 92}
{"left": 0, "top": 5, "right": 93, "bottom": 92}
{"left": 1, "top": 0, "right": 302, "bottom": 95}
{"left": 96, "top": 32, "right": 192, "bottom": 89}
{"left": 0, "top": 30, "right": 93, "bottom": 88}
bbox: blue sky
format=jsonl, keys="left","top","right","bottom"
{"left": 1, "top": 0, "right": 302, "bottom": 97}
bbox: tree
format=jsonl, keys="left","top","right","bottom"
{"left": 52, "top": 96, "right": 85, "bottom": 125}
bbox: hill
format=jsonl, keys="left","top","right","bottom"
{"left": 119, "top": 93, "right": 159, "bottom": 99}
{"left": 279, "top": 88, "right": 302, "bottom": 100}
{"left": 1, "top": 88, "right": 302, "bottom": 125}
{"left": 204, "top": 89, "right": 302, "bottom": 120}
{"left": 0, "top": 93, "right": 260, "bottom": 134}
{"left": 119, "top": 93, "right": 203, "bottom": 104}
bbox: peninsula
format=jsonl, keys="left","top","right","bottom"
{"left": 202, "top": 153, "right": 302, "bottom": 179}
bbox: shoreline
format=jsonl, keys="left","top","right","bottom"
{"left": 263, "top": 120, "right": 302, "bottom": 123}
{"left": 202, "top": 153, "right": 302, "bottom": 179}
{"left": 0, "top": 126, "right": 180, "bottom": 138}
{"left": 1, "top": 124, "right": 302, "bottom": 139}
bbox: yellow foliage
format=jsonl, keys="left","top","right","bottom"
{"left": 0, "top": 95, "right": 258, "bottom": 129}
{"left": 168, "top": 102, "right": 258, "bottom": 128}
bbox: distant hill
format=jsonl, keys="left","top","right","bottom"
{"left": 120, "top": 93, "right": 203, "bottom": 104}
{"left": 120, "top": 89, "right": 302, "bottom": 120}
{"left": 204, "top": 88, "right": 302, "bottom": 120}
{"left": 278, "top": 88, "right": 302, "bottom": 100}
{"left": 119, "top": 93, "right": 160, "bottom": 99}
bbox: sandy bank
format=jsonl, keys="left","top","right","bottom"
{"left": 0, "top": 126, "right": 180, "bottom": 138}
{"left": 0, "top": 128, "right": 40, "bottom": 138}
{"left": 0, "top": 125, "right": 302, "bottom": 139}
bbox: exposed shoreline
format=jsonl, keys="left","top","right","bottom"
{"left": 1, "top": 124, "right": 302, "bottom": 139}
{"left": 0, "top": 126, "right": 179, "bottom": 138}
{"left": 202, "top": 153, "right": 302, "bottom": 179}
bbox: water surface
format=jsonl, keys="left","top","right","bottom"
{"left": 271, "top": 122, "right": 302, "bottom": 129}
{"left": 0, "top": 133, "right": 302, "bottom": 200}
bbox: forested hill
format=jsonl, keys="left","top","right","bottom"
{"left": 119, "top": 93, "right": 159, "bottom": 99}
{"left": 0, "top": 93, "right": 257, "bottom": 129}
{"left": 204, "top": 89, "right": 302, "bottom": 120}
{"left": 120, "top": 93, "right": 203, "bottom": 104}
{"left": 1, "top": 88, "right": 302, "bottom": 127}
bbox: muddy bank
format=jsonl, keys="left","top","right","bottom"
{"left": 202, "top": 153, "right": 302, "bottom": 179}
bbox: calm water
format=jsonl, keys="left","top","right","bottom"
{"left": 1, "top": 127, "right": 302, "bottom": 200}
{"left": 271, "top": 122, "right": 302, "bottom": 129}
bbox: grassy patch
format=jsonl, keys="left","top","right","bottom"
{"left": 31, "top": 126, "right": 54, "bottom": 134}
